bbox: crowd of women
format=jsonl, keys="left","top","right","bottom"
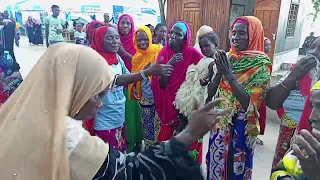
{"left": 24, "top": 16, "right": 43, "bottom": 45}
{"left": 0, "top": 12, "right": 320, "bottom": 180}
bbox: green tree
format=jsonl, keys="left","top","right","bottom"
{"left": 158, "top": 0, "right": 167, "bottom": 25}
{"left": 312, "top": 0, "right": 320, "bottom": 20}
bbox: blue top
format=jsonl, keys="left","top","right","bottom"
{"left": 141, "top": 78, "right": 154, "bottom": 103}
{"left": 94, "top": 56, "right": 130, "bottom": 130}
{"left": 279, "top": 73, "right": 307, "bottom": 125}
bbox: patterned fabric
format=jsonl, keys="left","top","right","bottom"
{"left": 0, "top": 53, "right": 13, "bottom": 77}
{"left": 154, "top": 113, "right": 161, "bottom": 140}
{"left": 95, "top": 124, "right": 128, "bottom": 152}
{"left": 140, "top": 100, "right": 157, "bottom": 148}
{"left": 271, "top": 125, "right": 297, "bottom": 170}
{"left": 207, "top": 111, "right": 253, "bottom": 180}
{"left": 0, "top": 64, "right": 23, "bottom": 105}
{"left": 218, "top": 54, "right": 271, "bottom": 146}
{"left": 271, "top": 151, "right": 306, "bottom": 180}
{"left": 93, "top": 137, "right": 203, "bottom": 180}
{"left": 272, "top": 73, "right": 307, "bottom": 170}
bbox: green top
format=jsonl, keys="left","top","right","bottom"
{"left": 44, "top": 16, "right": 65, "bottom": 42}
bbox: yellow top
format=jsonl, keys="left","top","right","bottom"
{"left": 311, "top": 80, "right": 320, "bottom": 90}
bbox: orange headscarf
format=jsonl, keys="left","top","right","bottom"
{"left": 128, "top": 26, "right": 162, "bottom": 100}
{"left": 229, "top": 16, "right": 266, "bottom": 58}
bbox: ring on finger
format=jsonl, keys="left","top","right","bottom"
{"left": 301, "top": 149, "right": 310, "bottom": 159}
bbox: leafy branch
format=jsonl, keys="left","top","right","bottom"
{"left": 312, "top": 0, "right": 320, "bottom": 21}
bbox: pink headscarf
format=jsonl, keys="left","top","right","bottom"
{"left": 117, "top": 14, "right": 136, "bottom": 71}
{"left": 151, "top": 21, "right": 203, "bottom": 124}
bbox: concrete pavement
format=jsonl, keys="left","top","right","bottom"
{"left": 14, "top": 36, "right": 281, "bottom": 179}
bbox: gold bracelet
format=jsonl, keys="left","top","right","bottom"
{"left": 280, "top": 82, "right": 291, "bottom": 91}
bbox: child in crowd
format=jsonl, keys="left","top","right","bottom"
{"left": 15, "top": 22, "right": 20, "bottom": 47}
{"left": 74, "top": 23, "right": 87, "bottom": 45}
{"left": 173, "top": 31, "right": 219, "bottom": 165}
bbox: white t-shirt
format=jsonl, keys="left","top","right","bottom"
{"left": 74, "top": 31, "right": 86, "bottom": 39}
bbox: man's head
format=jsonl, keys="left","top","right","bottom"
{"left": 76, "top": 23, "right": 83, "bottom": 32}
{"left": 51, "top": 5, "right": 60, "bottom": 17}
{"left": 264, "top": 37, "right": 272, "bottom": 54}
{"left": 3, "top": 10, "right": 9, "bottom": 19}
{"left": 104, "top": 13, "right": 110, "bottom": 22}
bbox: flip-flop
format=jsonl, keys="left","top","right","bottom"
{"left": 256, "top": 138, "right": 264, "bottom": 145}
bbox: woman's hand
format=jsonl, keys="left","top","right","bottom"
{"left": 289, "top": 56, "right": 317, "bottom": 80}
{"left": 215, "top": 50, "right": 232, "bottom": 76}
{"left": 292, "top": 129, "right": 320, "bottom": 180}
{"left": 118, "top": 44, "right": 132, "bottom": 59}
{"left": 176, "top": 98, "right": 232, "bottom": 147}
{"left": 167, "top": 53, "right": 183, "bottom": 66}
{"left": 145, "top": 61, "right": 173, "bottom": 77}
{"left": 118, "top": 44, "right": 126, "bottom": 54}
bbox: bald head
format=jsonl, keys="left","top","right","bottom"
{"left": 264, "top": 37, "right": 272, "bottom": 54}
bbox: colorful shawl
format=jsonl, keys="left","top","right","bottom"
{"left": 128, "top": 26, "right": 162, "bottom": 100}
{"left": 151, "top": 21, "right": 203, "bottom": 124}
{"left": 117, "top": 14, "right": 136, "bottom": 71}
{"left": 218, "top": 16, "right": 272, "bottom": 145}
{"left": 91, "top": 26, "right": 118, "bottom": 65}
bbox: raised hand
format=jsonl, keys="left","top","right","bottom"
{"left": 168, "top": 53, "right": 183, "bottom": 66}
{"left": 292, "top": 129, "right": 320, "bottom": 180}
{"left": 215, "top": 50, "right": 232, "bottom": 76}
{"left": 145, "top": 61, "right": 173, "bottom": 77}
{"left": 176, "top": 98, "right": 232, "bottom": 147}
{"left": 290, "top": 56, "right": 317, "bottom": 80}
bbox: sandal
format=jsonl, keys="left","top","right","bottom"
{"left": 256, "top": 138, "right": 264, "bottom": 145}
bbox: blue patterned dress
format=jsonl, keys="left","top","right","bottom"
{"left": 206, "top": 110, "right": 254, "bottom": 180}
{"left": 140, "top": 78, "right": 159, "bottom": 148}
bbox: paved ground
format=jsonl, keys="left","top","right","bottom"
{"left": 14, "top": 36, "right": 281, "bottom": 179}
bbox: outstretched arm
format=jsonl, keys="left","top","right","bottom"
{"left": 94, "top": 137, "right": 203, "bottom": 180}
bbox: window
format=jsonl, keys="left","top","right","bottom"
{"left": 286, "top": 0, "right": 300, "bottom": 37}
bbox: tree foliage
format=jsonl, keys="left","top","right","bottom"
{"left": 158, "top": 0, "right": 167, "bottom": 25}
{"left": 312, "top": 0, "right": 320, "bottom": 21}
